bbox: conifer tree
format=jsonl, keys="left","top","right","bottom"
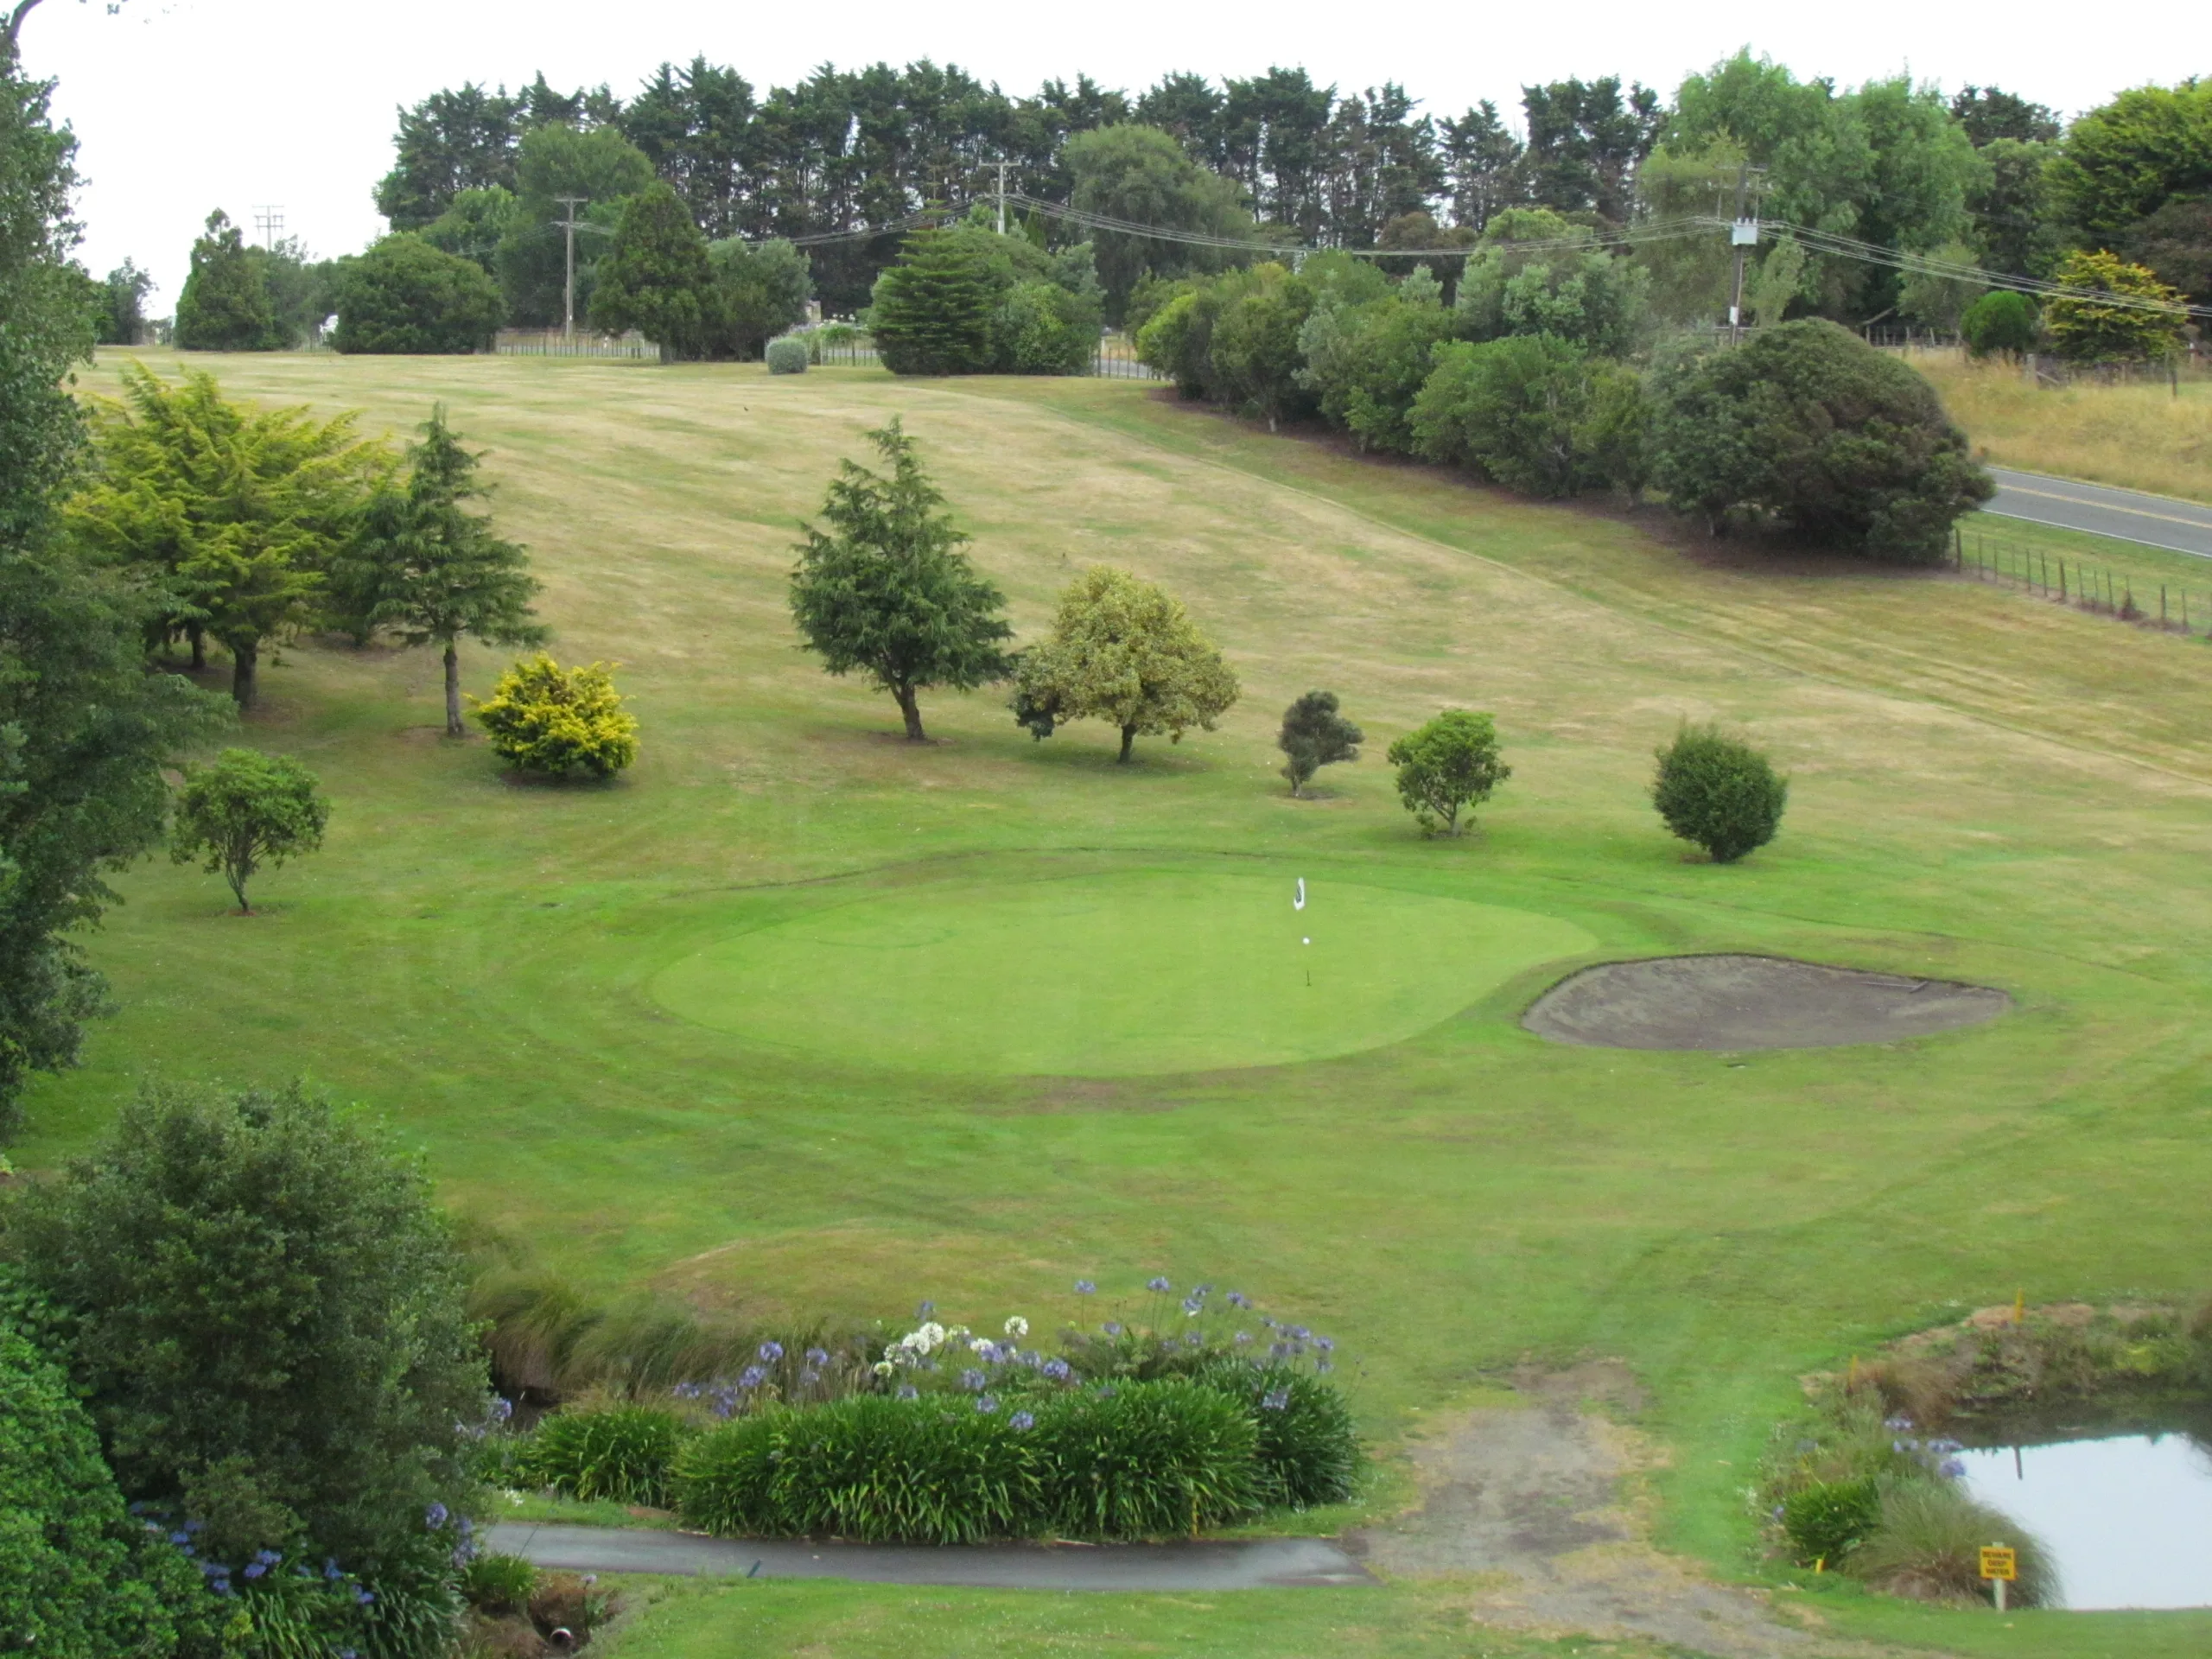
{"left": 868, "top": 227, "right": 997, "bottom": 374}
{"left": 174, "top": 210, "right": 280, "bottom": 351}
{"left": 588, "top": 181, "right": 716, "bottom": 359}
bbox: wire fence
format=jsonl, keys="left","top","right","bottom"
{"left": 1954, "top": 527, "right": 2212, "bottom": 638}
{"left": 494, "top": 328, "right": 657, "bottom": 359}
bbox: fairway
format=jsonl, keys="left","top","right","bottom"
{"left": 652, "top": 862, "right": 1595, "bottom": 1074}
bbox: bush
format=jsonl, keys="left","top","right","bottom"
{"left": 1410, "top": 336, "right": 1648, "bottom": 499}
{"left": 1783, "top": 1476, "right": 1882, "bottom": 1566}
{"left": 461, "top": 1552, "right": 537, "bottom": 1616}
{"left": 1851, "top": 1478, "right": 2059, "bottom": 1607}
{"left": 1960, "top": 290, "right": 2037, "bottom": 359}
{"left": 1386, "top": 710, "right": 1511, "bottom": 836}
{"left": 2043, "top": 249, "right": 2190, "bottom": 364}
{"left": 1652, "top": 724, "right": 1787, "bottom": 863}
{"left": 1296, "top": 294, "right": 1455, "bottom": 455}
{"left": 1032, "top": 1380, "right": 1262, "bottom": 1538}
{"left": 708, "top": 237, "right": 812, "bottom": 359}
{"left": 518, "top": 1405, "right": 687, "bottom": 1507}
{"left": 333, "top": 235, "right": 505, "bottom": 355}
{"left": 1190, "top": 1361, "right": 1358, "bottom": 1509}
{"left": 1652, "top": 319, "right": 1993, "bottom": 563}
{"left": 868, "top": 223, "right": 1102, "bottom": 376}
{"left": 472, "top": 655, "right": 639, "bottom": 779}
{"left": 764, "top": 335, "right": 809, "bottom": 374}
{"left": 676, "top": 1396, "right": 1040, "bottom": 1544}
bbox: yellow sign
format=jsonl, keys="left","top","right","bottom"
{"left": 1980, "top": 1546, "right": 2018, "bottom": 1581}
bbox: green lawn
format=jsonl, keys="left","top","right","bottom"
{"left": 25, "top": 349, "right": 2212, "bottom": 1656}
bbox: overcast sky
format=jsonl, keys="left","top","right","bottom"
{"left": 19, "top": 0, "right": 2200, "bottom": 308}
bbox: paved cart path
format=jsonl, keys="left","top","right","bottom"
{"left": 1986, "top": 469, "right": 2212, "bottom": 559}
{"left": 483, "top": 1522, "right": 1374, "bottom": 1591}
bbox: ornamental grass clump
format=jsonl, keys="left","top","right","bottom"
{"left": 1850, "top": 1479, "right": 2059, "bottom": 1607}
{"left": 515, "top": 1404, "right": 689, "bottom": 1506}
{"left": 1030, "top": 1379, "right": 1262, "bottom": 1537}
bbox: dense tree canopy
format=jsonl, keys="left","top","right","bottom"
{"left": 332, "top": 232, "right": 504, "bottom": 353}
{"left": 1012, "top": 567, "right": 1238, "bottom": 763}
{"left": 869, "top": 222, "right": 1103, "bottom": 375}
{"left": 589, "top": 180, "right": 717, "bottom": 355}
{"left": 174, "top": 209, "right": 280, "bottom": 349}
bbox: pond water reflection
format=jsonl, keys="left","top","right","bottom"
{"left": 1957, "top": 1430, "right": 2212, "bottom": 1610}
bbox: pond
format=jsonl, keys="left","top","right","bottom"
{"left": 1955, "top": 1419, "right": 2212, "bottom": 1610}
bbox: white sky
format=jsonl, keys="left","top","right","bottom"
{"left": 18, "top": 0, "right": 2202, "bottom": 309}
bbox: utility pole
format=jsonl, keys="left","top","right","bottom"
{"left": 555, "top": 196, "right": 587, "bottom": 338}
{"left": 995, "top": 159, "right": 1008, "bottom": 236}
{"left": 251, "top": 205, "right": 285, "bottom": 251}
{"left": 1726, "top": 164, "right": 1755, "bottom": 343}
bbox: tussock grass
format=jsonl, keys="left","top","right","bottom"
{"left": 1915, "top": 351, "right": 2212, "bottom": 502}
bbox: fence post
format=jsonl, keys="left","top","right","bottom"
{"left": 2162, "top": 586, "right": 2169, "bottom": 626}
{"left": 1955, "top": 526, "right": 1964, "bottom": 569}
{"left": 2058, "top": 559, "right": 2067, "bottom": 601}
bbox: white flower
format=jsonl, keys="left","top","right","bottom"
{"left": 873, "top": 1360, "right": 895, "bottom": 1376}
{"left": 1004, "top": 1316, "right": 1029, "bottom": 1338}
{"left": 970, "top": 1336, "right": 993, "bottom": 1353}
{"left": 918, "top": 1321, "right": 947, "bottom": 1348}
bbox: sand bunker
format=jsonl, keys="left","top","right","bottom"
{"left": 1522, "top": 953, "right": 2009, "bottom": 1051}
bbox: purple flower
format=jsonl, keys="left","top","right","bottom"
{"left": 1262, "top": 1387, "right": 1292, "bottom": 1411}
{"left": 1927, "top": 1438, "right": 1962, "bottom": 1455}
{"left": 424, "top": 1503, "right": 449, "bottom": 1530}
{"left": 356, "top": 1589, "right": 376, "bottom": 1605}
{"left": 798, "top": 1369, "right": 821, "bottom": 1387}
{"left": 1314, "top": 1337, "right": 1335, "bottom": 1353}
{"left": 1194, "top": 1283, "right": 1213, "bottom": 1295}
{"left": 1009, "top": 1410, "right": 1035, "bottom": 1431}
{"left": 1316, "top": 1361, "right": 1334, "bottom": 1374}
{"left": 759, "top": 1341, "right": 785, "bottom": 1363}
{"left": 1147, "top": 1276, "right": 1172, "bottom": 1293}
{"left": 739, "top": 1365, "right": 766, "bottom": 1389}
{"left": 917, "top": 1300, "right": 935, "bottom": 1318}
{"left": 1181, "top": 1296, "right": 1204, "bottom": 1316}
{"left": 1884, "top": 1414, "right": 1914, "bottom": 1432}
{"left": 960, "top": 1369, "right": 987, "bottom": 1391}
{"left": 1288, "top": 1325, "right": 1311, "bottom": 1341}
{"left": 1233, "top": 1332, "right": 1252, "bottom": 1345}
{"left": 491, "top": 1396, "right": 514, "bottom": 1422}
{"left": 1042, "top": 1358, "right": 1071, "bottom": 1381}
{"left": 244, "top": 1561, "right": 267, "bottom": 1580}
{"left": 1074, "top": 1280, "right": 1096, "bottom": 1294}
{"left": 1103, "top": 1321, "right": 1122, "bottom": 1337}
{"left": 1184, "top": 1332, "right": 1203, "bottom": 1347}
{"left": 976, "top": 1395, "right": 999, "bottom": 1413}
{"left": 325, "top": 1559, "right": 342, "bottom": 1580}
{"left": 805, "top": 1347, "right": 830, "bottom": 1367}
{"left": 1226, "top": 1291, "right": 1249, "bottom": 1308}
{"left": 168, "top": 1531, "right": 190, "bottom": 1547}
{"left": 1939, "top": 1458, "right": 1967, "bottom": 1478}
{"left": 1096, "top": 1384, "right": 1117, "bottom": 1399}
{"left": 897, "top": 1384, "right": 919, "bottom": 1401}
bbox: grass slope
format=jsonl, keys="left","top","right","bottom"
{"left": 28, "top": 349, "right": 2212, "bottom": 1656}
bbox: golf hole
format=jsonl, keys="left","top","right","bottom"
{"left": 1521, "top": 954, "right": 2010, "bottom": 1051}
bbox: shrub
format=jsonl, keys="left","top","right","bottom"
{"left": 1032, "top": 1380, "right": 1262, "bottom": 1538}
{"left": 1191, "top": 1361, "right": 1359, "bottom": 1509}
{"left": 709, "top": 237, "right": 812, "bottom": 359}
{"left": 461, "top": 1552, "right": 537, "bottom": 1616}
{"left": 764, "top": 335, "right": 809, "bottom": 374}
{"left": 588, "top": 182, "right": 717, "bottom": 360}
{"left": 472, "top": 655, "right": 639, "bottom": 779}
{"left": 1652, "top": 318, "right": 1993, "bottom": 563}
{"left": 1410, "top": 336, "right": 1647, "bottom": 499}
{"left": 2042, "top": 249, "right": 2190, "bottom": 364}
{"left": 1782, "top": 1476, "right": 1882, "bottom": 1566}
{"left": 1277, "top": 690, "right": 1363, "bottom": 797}
{"left": 1386, "top": 710, "right": 1510, "bottom": 836}
{"left": 1960, "top": 290, "right": 2037, "bottom": 359}
{"left": 518, "top": 1405, "right": 687, "bottom": 1507}
{"left": 1652, "top": 724, "right": 1787, "bottom": 863}
{"left": 333, "top": 235, "right": 504, "bottom": 355}
{"left": 1295, "top": 293, "right": 1455, "bottom": 455}
{"left": 1850, "top": 1478, "right": 2059, "bottom": 1607}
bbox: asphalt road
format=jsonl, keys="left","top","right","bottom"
{"left": 483, "top": 1522, "right": 1374, "bottom": 1591}
{"left": 1986, "top": 469, "right": 2212, "bottom": 560}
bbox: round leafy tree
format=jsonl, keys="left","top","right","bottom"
{"left": 1277, "top": 690, "right": 1363, "bottom": 797}
{"left": 1960, "top": 290, "right": 2037, "bottom": 359}
{"left": 168, "top": 747, "right": 330, "bottom": 914}
{"left": 471, "top": 655, "right": 639, "bottom": 779}
{"left": 333, "top": 234, "right": 505, "bottom": 355}
{"left": 1652, "top": 724, "right": 1787, "bottom": 863}
{"left": 1011, "top": 567, "right": 1239, "bottom": 763}
{"left": 1385, "top": 710, "right": 1510, "bottom": 836}
{"left": 1652, "top": 319, "right": 1993, "bottom": 563}
{"left": 2042, "top": 250, "right": 2190, "bottom": 364}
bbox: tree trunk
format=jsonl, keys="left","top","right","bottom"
{"left": 227, "top": 870, "right": 252, "bottom": 914}
{"left": 1118, "top": 723, "right": 1137, "bottom": 764}
{"left": 444, "top": 641, "right": 464, "bottom": 736}
{"left": 188, "top": 623, "right": 206, "bottom": 671}
{"left": 894, "top": 684, "right": 925, "bottom": 741}
{"left": 231, "top": 639, "right": 257, "bottom": 707}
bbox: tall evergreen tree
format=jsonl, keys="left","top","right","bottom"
{"left": 340, "top": 407, "right": 547, "bottom": 734}
{"left": 588, "top": 180, "right": 717, "bottom": 356}
{"left": 868, "top": 226, "right": 998, "bottom": 373}
{"left": 174, "top": 209, "right": 280, "bottom": 351}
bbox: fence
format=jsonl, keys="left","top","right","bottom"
{"left": 1953, "top": 527, "right": 2212, "bottom": 638}
{"left": 808, "top": 336, "right": 880, "bottom": 367}
{"left": 494, "top": 328, "right": 656, "bottom": 359}
{"left": 1090, "top": 343, "right": 1163, "bottom": 380}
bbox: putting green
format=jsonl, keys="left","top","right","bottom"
{"left": 650, "top": 868, "right": 1596, "bottom": 1076}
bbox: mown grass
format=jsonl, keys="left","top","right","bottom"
{"left": 1915, "top": 350, "right": 2212, "bottom": 503}
{"left": 27, "top": 348, "right": 2212, "bottom": 1656}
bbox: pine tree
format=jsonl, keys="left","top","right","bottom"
{"left": 174, "top": 210, "right": 280, "bottom": 351}
{"left": 588, "top": 181, "right": 716, "bottom": 359}
{"left": 868, "top": 227, "right": 998, "bottom": 374}
{"left": 345, "top": 406, "right": 547, "bottom": 734}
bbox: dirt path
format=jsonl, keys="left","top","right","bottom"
{"left": 1344, "top": 1363, "right": 1910, "bottom": 1658}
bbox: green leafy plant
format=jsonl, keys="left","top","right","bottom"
{"left": 1190, "top": 1360, "right": 1359, "bottom": 1509}
{"left": 332, "top": 235, "right": 505, "bottom": 355}
{"left": 471, "top": 655, "right": 639, "bottom": 779}
{"left": 168, "top": 747, "right": 330, "bottom": 913}
{"left": 518, "top": 1405, "right": 688, "bottom": 1506}
{"left": 1032, "top": 1380, "right": 1262, "bottom": 1538}
{"left": 2042, "top": 249, "right": 2190, "bottom": 364}
{"left": 1960, "top": 290, "right": 2037, "bottom": 359}
{"left": 460, "top": 1551, "right": 537, "bottom": 1616}
{"left": 1385, "top": 710, "right": 1510, "bottom": 836}
{"left": 1782, "top": 1476, "right": 1881, "bottom": 1566}
{"left": 1851, "top": 1478, "right": 2059, "bottom": 1607}
{"left": 765, "top": 335, "right": 809, "bottom": 374}
{"left": 1276, "top": 690, "right": 1363, "bottom": 798}
{"left": 1652, "top": 724, "right": 1787, "bottom": 863}
{"left": 1010, "top": 566, "right": 1238, "bottom": 763}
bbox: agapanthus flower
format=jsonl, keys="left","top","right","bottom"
{"left": 739, "top": 1365, "right": 767, "bottom": 1389}
{"left": 1009, "top": 1410, "right": 1035, "bottom": 1431}
{"left": 1314, "top": 1337, "right": 1335, "bottom": 1353}
{"left": 1927, "top": 1438, "right": 1962, "bottom": 1455}
{"left": 355, "top": 1590, "right": 376, "bottom": 1605}
{"left": 1103, "top": 1321, "right": 1122, "bottom": 1336}
{"left": 1233, "top": 1332, "right": 1252, "bottom": 1345}
{"left": 976, "top": 1395, "right": 999, "bottom": 1413}
{"left": 325, "top": 1560, "right": 343, "bottom": 1580}
{"left": 960, "top": 1369, "right": 987, "bottom": 1391}
{"left": 917, "top": 1300, "right": 936, "bottom": 1318}
{"left": 805, "top": 1348, "right": 830, "bottom": 1367}
{"left": 492, "top": 1396, "right": 515, "bottom": 1422}
{"left": 1884, "top": 1414, "right": 1914, "bottom": 1432}
{"left": 1075, "top": 1280, "right": 1096, "bottom": 1294}
{"left": 1041, "top": 1358, "right": 1071, "bottom": 1381}
{"left": 1005, "top": 1316, "right": 1029, "bottom": 1338}
{"left": 897, "top": 1384, "right": 919, "bottom": 1401}
{"left": 1226, "top": 1291, "right": 1249, "bottom": 1308}
{"left": 758, "top": 1341, "right": 785, "bottom": 1363}
{"left": 1182, "top": 1297, "right": 1203, "bottom": 1317}
{"left": 1262, "top": 1387, "right": 1292, "bottom": 1411}
{"left": 244, "top": 1561, "right": 268, "bottom": 1580}
{"left": 1147, "top": 1276, "right": 1172, "bottom": 1293}
{"left": 1316, "top": 1361, "right": 1334, "bottom": 1374}
{"left": 425, "top": 1503, "right": 449, "bottom": 1530}
{"left": 1939, "top": 1457, "right": 1967, "bottom": 1479}
{"left": 799, "top": 1369, "right": 821, "bottom": 1387}
{"left": 1096, "top": 1384, "right": 1118, "bottom": 1398}
{"left": 1184, "top": 1332, "right": 1203, "bottom": 1347}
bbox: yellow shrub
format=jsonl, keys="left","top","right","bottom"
{"left": 471, "top": 655, "right": 639, "bottom": 779}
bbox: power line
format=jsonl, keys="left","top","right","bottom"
{"left": 251, "top": 205, "right": 284, "bottom": 251}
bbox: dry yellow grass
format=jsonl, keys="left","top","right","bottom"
{"left": 1915, "top": 350, "right": 2212, "bottom": 503}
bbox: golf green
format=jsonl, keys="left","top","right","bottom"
{"left": 650, "top": 868, "right": 1596, "bottom": 1076}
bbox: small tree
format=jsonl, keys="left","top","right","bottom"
{"left": 2042, "top": 250, "right": 2190, "bottom": 364}
{"left": 168, "top": 748, "right": 329, "bottom": 913}
{"left": 174, "top": 210, "right": 280, "bottom": 352}
{"left": 789, "top": 418, "right": 1011, "bottom": 741}
{"left": 338, "top": 406, "right": 547, "bottom": 734}
{"left": 1012, "top": 567, "right": 1240, "bottom": 763}
{"left": 93, "top": 257, "right": 153, "bottom": 346}
{"left": 8, "top": 1079, "right": 488, "bottom": 1578}
{"left": 588, "top": 181, "right": 717, "bottom": 359}
{"left": 472, "top": 655, "right": 639, "bottom": 778}
{"left": 1386, "top": 710, "right": 1510, "bottom": 836}
{"left": 1652, "top": 724, "right": 1787, "bottom": 863}
{"left": 1961, "top": 290, "right": 2037, "bottom": 359}
{"left": 332, "top": 234, "right": 505, "bottom": 355}
{"left": 1277, "top": 690, "right": 1363, "bottom": 797}
{"left": 709, "top": 236, "right": 812, "bottom": 359}
{"left": 868, "top": 226, "right": 1000, "bottom": 374}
